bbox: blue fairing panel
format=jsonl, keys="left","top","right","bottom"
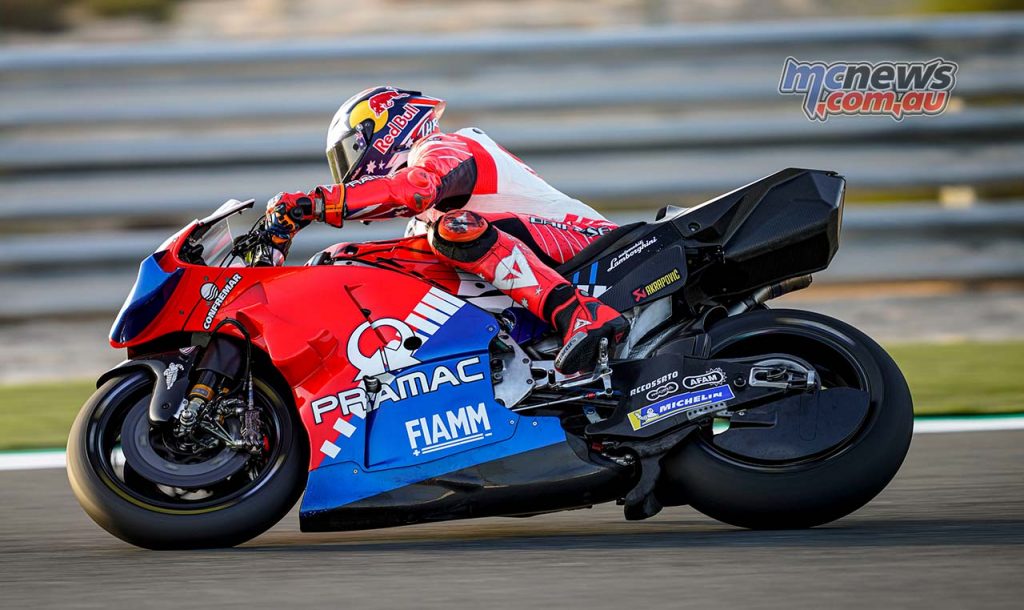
{"left": 300, "top": 294, "right": 568, "bottom": 514}
{"left": 110, "top": 252, "right": 183, "bottom": 344}
{"left": 301, "top": 414, "right": 566, "bottom": 514}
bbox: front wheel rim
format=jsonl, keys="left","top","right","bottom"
{"left": 84, "top": 374, "right": 291, "bottom": 513}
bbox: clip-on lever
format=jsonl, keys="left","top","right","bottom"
{"left": 232, "top": 224, "right": 278, "bottom": 267}
{"left": 231, "top": 228, "right": 266, "bottom": 258}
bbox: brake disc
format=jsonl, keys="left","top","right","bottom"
{"left": 119, "top": 400, "right": 249, "bottom": 489}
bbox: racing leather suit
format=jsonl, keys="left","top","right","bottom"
{"left": 275, "top": 128, "right": 628, "bottom": 373}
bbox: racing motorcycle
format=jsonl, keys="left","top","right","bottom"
{"left": 67, "top": 168, "right": 914, "bottom": 549}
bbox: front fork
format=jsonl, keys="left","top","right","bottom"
{"left": 174, "top": 336, "right": 244, "bottom": 434}
{"left": 172, "top": 334, "right": 264, "bottom": 454}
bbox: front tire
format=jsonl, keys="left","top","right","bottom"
{"left": 67, "top": 371, "right": 307, "bottom": 549}
{"left": 659, "top": 309, "right": 913, "bottom": 529}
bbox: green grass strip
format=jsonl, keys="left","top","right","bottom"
{"left": 0, "top": 380, "right": 95, "bottom": 451}
{"left": 886, "top": 341, "right": 1024, "bottom": 415}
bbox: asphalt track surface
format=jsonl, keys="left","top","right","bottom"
{"left": 1, "top": 431, "right": 1022, "bottom": 610}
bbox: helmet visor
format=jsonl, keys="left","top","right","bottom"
{"left": 326, "top": 125, "right": 369, "bottom": 183}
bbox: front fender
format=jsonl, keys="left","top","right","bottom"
{"left": 96, "top": 348, "right": 200, "bottom": 424}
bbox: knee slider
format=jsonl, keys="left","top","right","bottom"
{"left": 430, "top": 210, "right": 496, "bottom": 263}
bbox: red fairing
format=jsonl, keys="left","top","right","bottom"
{"left": 199, "top": 266, "right": 459, "bottom": 471}
{"left": 320, "top": 235, "right": 464, "bottom": 292}
{"left": 115, "top": 225, "right": 471, "bottom": 471}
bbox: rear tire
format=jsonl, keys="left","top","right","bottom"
{"left": 659, "top": 309, "right": 913, "bottom": 529}
{"left": 67, "top": 371, "right": 307, "bottom": 549}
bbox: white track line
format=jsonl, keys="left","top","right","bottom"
{"left": 1, "top": 416, "right": 1022, "bottom": 472}
{"left": 0, "top": 451, "right": 66, "bottom": 472}
{"left": 913, "top": 416, "right": 1024, "bottom": 434}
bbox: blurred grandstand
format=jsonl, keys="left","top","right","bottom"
{"left": 0, "top": 3, "right": 1022, "bottom": 380}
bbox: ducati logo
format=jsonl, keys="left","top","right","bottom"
{"left": 346, "top": 318, "right": 421, "bottom": 380}
{"left": 492, "top": 246, "right": 539, "bottom": 290}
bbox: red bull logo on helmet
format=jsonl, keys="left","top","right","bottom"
{"left": 372, "top": 104, "right": 424, "bottom": 154}
{"left": 367, "top": 90, "right": 409, "bottom": 118}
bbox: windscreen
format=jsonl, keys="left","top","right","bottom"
{"left": 187, "top": 202, "right": 264, "bottom": 268}
{"left": 194, "top": 221, "right": 236, "bottom": 267}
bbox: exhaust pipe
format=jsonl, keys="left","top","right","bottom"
{"left": 727, "top": 275, "right": 813, "bottom": 315}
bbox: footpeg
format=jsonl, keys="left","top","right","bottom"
{"left": 552, "top": 338, "right": 613, "bottom": 394}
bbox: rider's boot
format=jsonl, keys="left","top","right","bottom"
{"left": 549, "top": 287, "right": 629, "bottom": 375}
{"left": 428, "top": 210, "right": 628, "bottom": 374}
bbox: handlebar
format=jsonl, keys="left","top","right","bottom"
{"left": 230, "top": 219, "right": 279, "bottom": 267}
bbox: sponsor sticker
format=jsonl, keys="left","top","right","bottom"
{"left": 346, "top": 318, "right": 422, "bottom": 380}
{"left": 645, "top": 381, "right": 678, "bottom": 401}
{"left": 311, "top": 356, "right": 487, "bottom": 425}
{"left": 607, "top": 237, "right": 658, "bottom": 272}
{"left": 528, "top": 216, "right": 612, "bottom": 238}
{"left": 347, "top": 174, "right": 386, "bottom": 186}
{"left": 367, "top": 90, "right": 409, "bottom": 117}
{"left": 627, "top": 384, "right": 735, "bottom": 430}
{"left": 682, "top": 368, "right": 726, "bottom": 390}
{"left": 345, "top": 286, "right": 465, "bottom": 380}
{"left": 492, "top": 245, "right": 539, "bottom": 290}
{"left": 630, "top": 371, "right": 679, "bottom": 397}
{"left": 315, "top": 286, "right": 476, "bottom": 457}
{"left": 202, "top": 273, "right": 242, "bottom": 330}
{"left": 632, "top": 268, "right": 682, "bottom": 302}
{"left": 163, "top": 363, "right": 184, "bottom": 390}
{"left": 405, "top": 402, "right": 493, "bottom": 457}
{"left": 372, "top": 104, "right": 423, "bottom": 154}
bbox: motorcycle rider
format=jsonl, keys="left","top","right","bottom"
{"left": 265, "top": 86, "right": 628, "bottom": 374}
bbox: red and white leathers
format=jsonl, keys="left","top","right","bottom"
{"left": 275, "top": 128, "right": 628, "bottom": 373}
{"left": 313, "top": 129, "right": 604, "bottom": 228}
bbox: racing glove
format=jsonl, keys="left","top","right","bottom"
{"left": 264, "top": 191, "right": 315, "bottom": 251}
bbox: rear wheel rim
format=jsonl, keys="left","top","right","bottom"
{"left": 697, "top": 326, "right": 876, "bottom": 470}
